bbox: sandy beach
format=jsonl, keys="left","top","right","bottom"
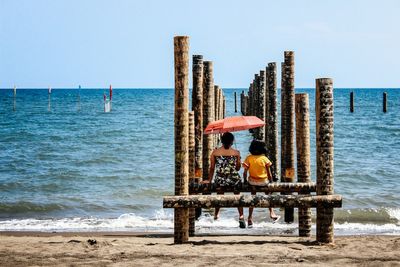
{"left": 0, "top": 232, "right": 399, "bottom": 266}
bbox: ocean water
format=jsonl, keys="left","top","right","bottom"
{"left": 0, "top": 88, "right": 399, "bottom": 235}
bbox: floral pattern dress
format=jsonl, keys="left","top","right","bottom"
{"left": 214, "top": 155, "right": 241, "bottom": 187}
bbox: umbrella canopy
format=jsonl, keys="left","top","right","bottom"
{"left": 204, "top": 116, "right": 265, "bottom": 134}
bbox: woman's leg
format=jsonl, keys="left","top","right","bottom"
{"left": 234, "top": 191, "right": 245, "bottom": 228}
{"left": 266, "top": 192, "right": 279, "bottom": 220}
{"left": 248, "top": 190, "right": 256, "bottom": 226}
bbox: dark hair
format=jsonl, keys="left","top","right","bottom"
{"left": 249, "top": 139, "right": 267, "bottom": 155}
{"left": 221, "top": 132, "right": 234, "bottom": 149}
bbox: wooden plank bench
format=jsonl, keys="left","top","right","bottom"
{"left": 163, "top": 194, "right": 342, "bottom": 209}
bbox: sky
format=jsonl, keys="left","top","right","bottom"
{"left": 1, "top": 0, "right": 399, "bottom": 88}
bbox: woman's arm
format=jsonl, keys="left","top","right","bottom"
{"left": 243, "top": 169, "right": 248, "bottom": 184}
{"left": 206, "top": 151, "right": 216, "bottom": 183}
{"left": 235, "top": 151, "right": 241, "bottom": 171}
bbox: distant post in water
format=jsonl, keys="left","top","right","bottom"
{"left": 202, "top": 61, "right": 214, "bottom": 181}
{"left": 266, "top": 63, "right": 279, "bottom": 181}
{"left": 316, "top": 78, "right": 335, "bottom": 243}
{"left": 222, "top": 93, "right": 226, "bottom": 119}
{"left": 295, "top": 93, "right": 312, "bottom": 237}
{"left": 192, "top": 55, "right": 203, "bottom": 179}
{"left": 215, "top": 85, "right": 220, "bottom": 121}
{"left": 234, "top": 92, "right": 237, "bottom": 113}
{"left": 350, "top": 91, "right": 354, "bottom": 113}
{"left": 281, "top": 51, "right": 295, "bottom": 223}
{"left": 13, "top": 85, "right": 17, "bottom": 111}
{"left": 48, "top": 87, "right": 52, "bottom": 112}
{"left": 253, "top": 74, "right": 259, "bottom": 138}
{"left": 173, "top": 36, "right": 190, "bottom": 244}
{"left": 383, "top": 92, "right": 387, "bottom": 113}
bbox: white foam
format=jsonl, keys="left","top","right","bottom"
{"left": 0, "top": 210, "right": 399, "bottom": 235}
{"left": 0, "top": 210, "right": 174, "bottom": 232}
{"left": 335, "top": 222, "right": 400, "bottom": 235}
{"left": 386, "top": 208, "right": 400, "bottom": 224}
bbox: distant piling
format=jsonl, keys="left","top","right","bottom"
{"left": 78, "top": 85, "right": 81, "bottom": 111}
{"left": 253, "top": 74, "right": 260, "bottom": 137}
{"left": 316, "top": 78, "right": 335, "bottom": 244}
{"left": 48, "top": 90, "right": 51, "bottom": 112}
{"left": 219, "top": 87, "right": 224, "bottom": 120}
{"left": 350, "top": 92, "right": 354, "bottom": 113}
{"left": 258, "top": 70, "right": 266, "bottom": 140}
{"left": 13, "top": 85, "right": 17, "bottom": 111}
{"left": 202, "top": 61, "right": 214, "bottom": 181}
{"left": 266, "top": 63, "right": 279, "bottom": 181}
{"left": 192, "top": 55, "right": 203, "bottom": 179}
{"left": 383, "top": 92, "right": 387, "bottom": 113}
{"left": 222, "top": 92, "right": 226, "bottom": 118}
{"left": 215, "top": 85, "right": 220, "bottom": 121}
{"left": 240, "top": 91, "right": 244, "bottom": 115}
{"left": 281, "top": 51, "right": 295, "bottom": 223}
{"left": 234, "top": 92, "right": 237, "bottom": 113}
{"left": 214, "top": 85, "right": 220, "bottom": 147}
{"left": 173, "top": 36, "right": 190, "bottom": 244}
{"left": 295, "top": 93, "right": 312, "bottom": 237}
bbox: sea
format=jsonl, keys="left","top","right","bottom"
{"left": 0, "top": 88, "right": 399, "bottom": 236}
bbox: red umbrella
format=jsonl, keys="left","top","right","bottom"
{"left": 204, "top": 116, "right": 265, "bottom": 134}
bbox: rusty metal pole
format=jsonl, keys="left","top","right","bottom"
{"left": 316, "top": 78, "right": 335, "bottom": 244}
{"left": 281, "top": 51, "right": 295, "bottom": 223}
{"left": 173, "top": 36, "right": 190, "bottom": 243}
{"left": 295, "top": 93, "right": 312, "bottom": 237}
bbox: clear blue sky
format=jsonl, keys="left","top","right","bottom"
{"left": 1, "top": 0, "right": 399, "bottom": 88}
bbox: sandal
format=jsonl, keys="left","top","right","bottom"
{"left": 247, "top": 219, "right": 253, "bottom": 228}
{"left": 239, "top": 218, "right": 246, "bottom": 228}
{"left": 271, "top": 215, "right": 281, "bottom": 223}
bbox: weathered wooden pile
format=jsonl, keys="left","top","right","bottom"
{"left": 164, "top": 36, "right": 342, "bottom": 245}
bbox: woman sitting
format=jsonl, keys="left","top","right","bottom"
{"left": 203, "top": 132, "right": 245, "bottom": 228}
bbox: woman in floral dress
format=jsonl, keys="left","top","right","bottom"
{"left": 203, "top": 132, "right": 245, "bottom": 228}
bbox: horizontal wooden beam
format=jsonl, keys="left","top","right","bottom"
{"left": 163, "top": 194, "right": 342, "bottom": 208}
{"left": 189, "top": 182, "right": 316, "bottom": 194}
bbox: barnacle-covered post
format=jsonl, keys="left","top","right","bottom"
{"left": 266, "top": 62, "right": 279, "bottom": 181}
{"left": 281, "top": 51, "right": 295, "bottom": 223}
{"left": 192, "top": 55, "right": 203, "bottom": 179}
{"left": 316, "top": 78, "right": 335, "bottom": 243}
{"left": 173, "top": 36, "right": 190, "bottom": 243}
{"left": 203, "top": 61, "right": 214, "bottom": 181}
{"left": 258, "top": 70, "right": 266, "bottom": 140}
{"left": 295, "top": 93, "right": 312, "bottom": 237}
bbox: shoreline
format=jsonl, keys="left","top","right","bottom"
{"left": 0, "top": 232, "right": 399, "bottom": 266}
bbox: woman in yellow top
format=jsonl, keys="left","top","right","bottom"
{"left": 243, "top": 140, "right": 280, "bottom": 228}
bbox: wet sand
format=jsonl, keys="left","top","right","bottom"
{"left": 0, "top": 232, "right": 399, "bottom": 266}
